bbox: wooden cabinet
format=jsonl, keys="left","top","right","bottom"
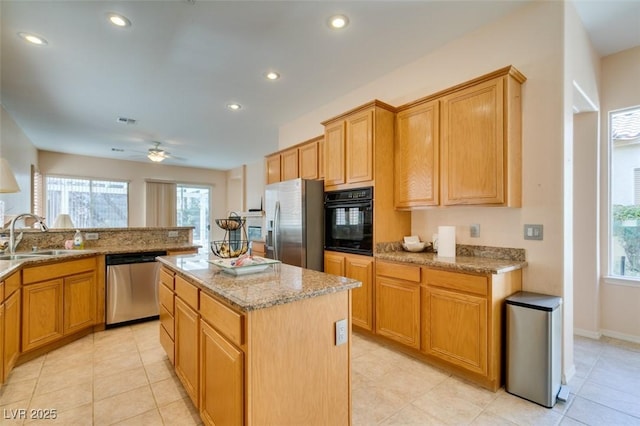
{"left": 266, "top": 153, "right": 282, "bottom": 184}
{"left": 159, "top": 267, "right": 175, "bottom": 364}
{"left": 64, "top": 272, "right": 96, "bottom": 335}
{"left": 281, "top": 148, "right": 299, "bottom": 181}
{"left": 322, "top": 101, "right": 395, "bottom": 190}
{"left": 375, "top": 260, "right": 421, "bottom": 349}
{"left": 422, "top": 267, "right": 521, "bottom": 391}
{"left": 199, "top": 293, "right": 244, "bottom": 426}
{"left": 265, "top": 136, "right": 323, "bottom": 184}
{"left": 2, "top": 273, "right": 20, "bottom": 384}
{"left": 175, "top": 277, "right": 200, "bottom": 407}
{"left": 395, "top": 100, "right": 440, "bottom": 208}
{"left": 21, "top": 257, "right": 98, "bottom": 353}
{"left": 299, "top": 139, "right": 320, "bottom": 180}
{"left": 324, "top": 251, "right": 374, "bottom": 331}
{"left": 440, "top": 67, "right": 524, "bottom": 206}
{"left": 251, "top": 240, "right": 266, "bottom": 257}
{"left": 394, "top": 66, "right": 525, "bottom": 208}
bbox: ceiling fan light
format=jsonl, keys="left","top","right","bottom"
{"left": 107, "top": 13, "right": 131, "bottom": 28}
{"left": 147, "top": 151, "right": 165, "bottom": 162}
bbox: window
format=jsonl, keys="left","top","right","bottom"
{"left": 176, "top": 184, "right": 210, "bottom": 253}
{"left": 610, "top": 106, "right": 640, "bottom": 278}
{"left": 45, "top": 176, "right": 128, "bottom": 228}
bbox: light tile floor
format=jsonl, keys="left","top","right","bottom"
{"left": 0, "top": 320, "right": 639, "bottom": 425}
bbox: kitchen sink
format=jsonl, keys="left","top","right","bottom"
{"left": 0, "top": 254, "right": 47, "bottom": 260}
{"left": 33, "top": 249, "right": 89, "bottom": 255}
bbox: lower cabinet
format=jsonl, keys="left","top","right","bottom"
{"left": 2, "top": 276, "right": 21, "bottom": 383}
{"left": 175, "top": 296, "right": 200, "bottom": 407}
{"left": 375, "top": 260, "right": 421, "bottom": 349}
{"left": 200, "top": 320, "right": 244, "bottom": 426}
{"left": 324, "top": 251, "right": 374, "bottom": 331}
{"left": 22, "top": 279, "right": 64, "bottom": 351}
{"left": 370, "top": 259, "right": 522, "bottom": 391}
{"left": 64, "top": 272, "right": 96, "bottom": 335}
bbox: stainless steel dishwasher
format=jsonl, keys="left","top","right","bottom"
{"left": 105, "top": 251, "right": 167, "bottom": 327}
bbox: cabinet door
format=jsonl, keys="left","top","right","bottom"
{"left": 318, "top": 138, "right": 325, "bottom": 179}
{"left": 3, "top": 290, "right": 20, "bottom": 382}
{"left": 423, "top": 287, "right": 488, "bottom": 375}
{"left": 22, "top": 279, "right": 64, "bottom": 352}
{"left": 299, "top": 141, "right": 318, "bottom": 180}
{"left": 266, "top": 154, "right": 282, "bottom": 184}
{"left": 200, "top": 320, "right": 244, "bottom": 426}
{"left": 346, "top": 109, "right": 374, "bottom": 184}
{"left": 441, "top": 77, "right": 504, "bottom": 205}
{"left": 324, "top": 121, "right": 346, "bottom": 187}
{"left": 64, "top": 272, "right": 96, "bottom": 335}
{"left": 175, "top": 297, "right": 200, "bottom": 407}
{"left": 281, "top": 148, "right": 299, "bottom": 181}
{"left": 395, "top": 101, "right": 439, "bottom": 208}
{"left": 375, "top": 276, "right": 420, "bottom": 348}
{"left": 346, "top": 254, "right": 374, "bottom": 331}
{"left": 323, "top": 251, "right": 346, "bottom": 276}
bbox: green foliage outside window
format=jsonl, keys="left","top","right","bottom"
{"left": 613, "top": 204, "right": 640, "bottom": 274}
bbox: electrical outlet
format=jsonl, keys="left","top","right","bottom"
{"left": 524, "top": 224, "right": 543, "bottom": 240}
{"left": 168, "top": 231, "right": 179, "bottom": 238}
{"left": 85, "top": 233, "right": 99, "bottom": 240}
{"left": 335, "top": 319, "right": 348, "bottom": 346}
{"left": 470, "top": 224, "right": 480, "bottom": 238}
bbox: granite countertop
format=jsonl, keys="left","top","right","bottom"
{"left": 0, "top": 243, "right": 200, "bottom": 281}
{"left": 375, "top": 243, "right": 527, "bottom": 274}
{"left": 157, "top": 253, "right": 362, "bottom": 312}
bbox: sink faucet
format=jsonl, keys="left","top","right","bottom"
{"left": 9, "top": 213, "right": 49, "bottom": 254}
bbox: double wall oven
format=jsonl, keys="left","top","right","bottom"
{"left": 324, "top": 187, "right": 373, "bottom": 256}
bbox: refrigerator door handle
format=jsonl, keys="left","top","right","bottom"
{"left": 274, "top": 201, "right": 281, "bottom": 260}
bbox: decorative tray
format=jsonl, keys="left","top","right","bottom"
{"left": 208, "top": 256, "right": 280, "bottom": 276}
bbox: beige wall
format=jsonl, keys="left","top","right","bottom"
{"left": 0, "top": 105, "right": 38, "bottom": 216}
{"left": 599, "top": 46, "right": 640, "bottom": 342}
{"left": 278, "top": 1, "right": 584, "bottom": 379}
{"left": 38, "top": 151, "right": 229, "bottom": 241}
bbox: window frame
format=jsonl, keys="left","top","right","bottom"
{"left": 606, "top": 105, "right": 640, "bottom": 283}
{"left": 44, "top": 174, "right": 130, "bottom": 228}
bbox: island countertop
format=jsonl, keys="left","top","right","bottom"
{"left": 157, "top": 253, "right": 362, "bottom": 312}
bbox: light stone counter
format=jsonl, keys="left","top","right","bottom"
{"left": 157, "top": 253, "right": 362, "bottom": 312}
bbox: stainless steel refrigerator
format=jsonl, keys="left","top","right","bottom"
{"left": 264, "top": 178, "right": 324, "bottom": 271}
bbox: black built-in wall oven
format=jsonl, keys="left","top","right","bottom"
{"left": 324, "top": 187, "right": 373, "bottom": 256}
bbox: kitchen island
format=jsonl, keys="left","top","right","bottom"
{"left": 156, "top": 253, "right": 361, "bottom": 426}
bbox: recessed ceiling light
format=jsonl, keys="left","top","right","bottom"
{"left": 227, "top": 103, "right": 242, "bottom": 111}
{"left": 265, "top": 71, "right": 280, "bottom": 81}
{"left": 107, "top": 13, "right": 131, "bottom": 28}
{"left": 18, "top": 32, "right": 48, "bottom": 46}
{"left": 328, "top": 14, "right": 349, "bottom": 29}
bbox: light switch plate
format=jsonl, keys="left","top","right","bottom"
{"left": 168, "top": 231, "right": 179, "bottom": 238}
{"left": 85, "top": 233, "right": 99, "bottom": 240}
{"left": 524, "top": 224, "right": 543, "bottom": 240}
{"left": 335, "top": 319, "right": 348, "bottom": 346}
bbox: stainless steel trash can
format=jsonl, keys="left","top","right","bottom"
{"left": 506, "top": 291, "right": 562, "bottom": 408}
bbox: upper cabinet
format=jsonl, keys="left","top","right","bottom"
{"left": 395, "top": 66, "right": 526, "bottom": 209}
{"left": 395, "top": 100, "right": 440, "bottom": 208}
{"left": 321, "top": 100, "right": 395, "bottom": 191}
{"left": 264, "top": 136, "right": 323, "bottom": 184}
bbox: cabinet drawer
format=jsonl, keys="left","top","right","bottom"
{"left": 376, "top": 261, "right": 421, "bottom": 283}
{"left": 200, "top": 292, "right": 244, "bottom": 346}
{"left": 159, "top": 324, "right": 175, "bottom": 365}
{"left": 160, "top": 304, "right": 174, "bottom": 339}
{"left": 159, "top": 282, "right": 174, "bottom": 314}
{"left": 160, "top": 268, "right": 175, "bottom": 290}
{"left": 424, "top": 269, "right": 487, "bottom": 296}
{"left": 23, "top": 257, "right": 96, "bottom": 284}
{"left": 175, "top": 276, "right": 198, "bottom": 309}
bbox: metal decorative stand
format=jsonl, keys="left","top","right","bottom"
{"left": 211, "top": 212, "right": 248, "bottom": 258}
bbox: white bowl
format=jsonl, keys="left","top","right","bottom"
{"left": 402, "top": 242, "right": 426, "bottom": 252}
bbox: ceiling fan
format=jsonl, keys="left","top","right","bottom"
{"left": 147, "top": 142, "right": 171, "bottom": 163}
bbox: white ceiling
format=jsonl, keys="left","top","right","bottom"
{"left": 1, "top": 0, "right": 638, "bottom": 171}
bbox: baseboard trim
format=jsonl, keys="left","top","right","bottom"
{"left": 600, "top": 328, "right": 640, "bottom": 344}
{"left": 573, "top": 328, "right": 602, "bottom": 340}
